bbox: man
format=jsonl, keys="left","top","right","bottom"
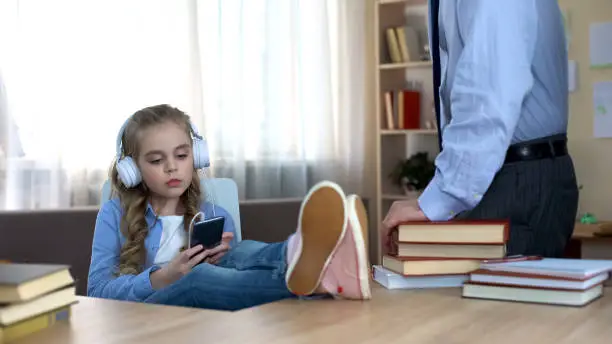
{"left": 382, "top": 0, "right": 578, "bottom": 258}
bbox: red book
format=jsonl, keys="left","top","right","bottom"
{"left": 402, "top": 90, "right": 420, "bottom": 129}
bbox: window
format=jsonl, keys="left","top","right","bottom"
{"left": 0, "top": 0, "right": 367, "bottom": 208}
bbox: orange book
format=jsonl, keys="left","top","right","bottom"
{"left": 393, "top": 242, "right": 506, "bottom": 259}
{"left": 382, "top": 255, "right": 482, "bottom": 276}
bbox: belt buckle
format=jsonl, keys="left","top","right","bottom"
{"left": 519, "top": 146, "right": 530, "bottom": 158}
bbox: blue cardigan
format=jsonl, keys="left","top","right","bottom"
{"left": 87, "top": 198, "right": 236, "bottom": 302}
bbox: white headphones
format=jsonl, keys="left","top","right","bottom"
{"left": 115, "top": 115, "right": 210, "bottom": 188}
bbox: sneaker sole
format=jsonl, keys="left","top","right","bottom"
{"left": 286, "top": 181, "right": 348, "bottom": 295}
{"left": 347, "top": 194, "right": 372, "bottom": 300}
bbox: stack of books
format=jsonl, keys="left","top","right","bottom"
{"left": 462, "top": 258, "right": 612, "bottom": 306}
{"left": 0, "top": 263, "right": 77, "bottom": 342}
{"left": 374, "top": 221, "right": 508, "bottom": 290}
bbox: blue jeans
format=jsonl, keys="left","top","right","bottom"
{"left": 143, "top": 240, "right": 294, "bottom": 311}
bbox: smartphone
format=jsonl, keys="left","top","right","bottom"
{"left": 190, "top": 216, "right": 225, "bottom": 249}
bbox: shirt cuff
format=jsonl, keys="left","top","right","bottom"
{"left": 133, "top": 265, "right": 161, "bottom": 300}
{"left": 418, "top": 175, "right": 468, "bottom": 221}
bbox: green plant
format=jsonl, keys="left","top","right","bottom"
{"left": 389, "top": 152, "right": 435, "bottom": 192}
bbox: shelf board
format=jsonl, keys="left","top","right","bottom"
{"left": 382, "top": 193, "right": 420, "bottom": 201}
{"left": 378, "top": 0, "right": 427, "bottom": 5}
{"left": 380, "top": 129, "right": 437, "bottom": 135}
{"left": 379, "top": 61, "right": 432, "bottom": 70}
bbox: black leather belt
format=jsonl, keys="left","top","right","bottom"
{"left": 504, "top": 138, "right": 568, "bottom": 164}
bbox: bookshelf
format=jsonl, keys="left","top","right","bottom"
{"left": 378, "top": 61, "right": 432, "bottom": 70}
{"left": 372, "top": 0, "right": 439, "bottom": 264}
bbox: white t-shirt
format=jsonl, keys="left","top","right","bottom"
{"left": 153, "top": 215, "right": 186, "bottom": 266}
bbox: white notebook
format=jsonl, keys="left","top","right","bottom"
{"left": 480, "top": 258, "right": 612, "bottom": 280}
{"left": 373, "top": 265, "right": 467, "bottom": 290}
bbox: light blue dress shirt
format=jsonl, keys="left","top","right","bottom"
{"left": 87, "top": 198, "right": 237, "bottom": 302}
{"left": 418, "top": 0, "right": 569, "bottom": 221}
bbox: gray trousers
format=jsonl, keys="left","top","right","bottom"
{"left": 457, "top": 138, "right": 579, "bottom": 258}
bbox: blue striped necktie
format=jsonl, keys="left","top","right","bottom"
{"left": 430, "top": 0, "right": 442, "bottom": 151}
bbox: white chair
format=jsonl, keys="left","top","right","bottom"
{"left": 100, "top": 178, "right": 242, "bottom": 242}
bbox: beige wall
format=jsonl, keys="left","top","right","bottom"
{"left": 559, "top": 0, "right": 612, "bottom": 220}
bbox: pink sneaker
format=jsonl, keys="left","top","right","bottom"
{"left": 318, "top": 194, "right": 372, "bottom": 300}
{"left": 285, "top": 181, "right": 348, "bottom": 296}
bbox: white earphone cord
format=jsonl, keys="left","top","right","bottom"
{"left": 202, "top": 167, "right": 216, "bottom": 217}
{"left": 188, "top": 211, "right": 204, "bottom": 249}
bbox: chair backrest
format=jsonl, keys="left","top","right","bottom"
{"left": 100, "top": 178, "right": 242, "bottom": 242}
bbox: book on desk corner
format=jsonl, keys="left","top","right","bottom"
{"left": 0, "top": 263, "right": 74, "bottom": 304}
{"left": 0, "top": 305, "right": 72, "bottom": 343}
{"left": 0, "top": 262, "right": 77, "bottom": 342}
{"left": 462, "top": 258, "right": 612, "bottom": 306}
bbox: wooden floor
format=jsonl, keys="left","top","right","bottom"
{"left": 12, "top": 284, "right": 612, "bottom": 344}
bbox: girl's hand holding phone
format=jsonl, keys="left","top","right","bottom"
{"left": 205, "top": 232, "right": 234, "bottom": 265}
{"left": 150, "top": 244, "right": 208, "bottom": 290}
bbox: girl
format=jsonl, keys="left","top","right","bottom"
{"left": 87, "top": 104, "right": 371, "bottom": 311}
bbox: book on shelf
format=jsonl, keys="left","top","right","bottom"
{"left": 462, "top": 258, "right": 612, "bottom": 306}
{"left": 385, "top": 27, "right": 402, "bottom": 64}
{"left": 383, "top": 88, "right": 420, "bottom": 130}
{"left": 384, "top": 25, "right": 421, "bottom": 64}
{"left": 0, "top": 263, "right": 77, "bottom": 342}
{"left": 373, "top": 265, "right": 468, "bottom": 290}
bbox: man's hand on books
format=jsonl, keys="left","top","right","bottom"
{"left": 381, "top": 200, "right": 427, "bottom": 254}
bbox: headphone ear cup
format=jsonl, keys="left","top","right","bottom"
{"left": 192, "top": 138, "right": 210, "bottom": 169}
{"left": 116, "top": 156, "right": 142, "bottom": 188}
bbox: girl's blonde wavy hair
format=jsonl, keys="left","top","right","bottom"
{"left": 110, "top": 104, "right": 202, "bottom": 275}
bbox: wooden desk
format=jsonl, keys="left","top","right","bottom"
{"left": 565, "top": 223, "right": 612, "bottom": 260}
{"left": 572, "top": 223, "right": 612, "bottom": 240}
{"left": 13, "top": 285, "right": 612, "bottom": 344}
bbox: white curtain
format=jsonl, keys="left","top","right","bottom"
{"left": 0, "top": 0, "right": 367, "bottom": 210}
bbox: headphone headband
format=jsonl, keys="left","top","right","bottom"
{"left": 189, "top": 119, "right": 204, "bottom": 140}
{"left": 115, "top": 117, "right": 130, "bottom": 160}
{"left": 114, "top": 111, "right": 210, "bottom": 188}
{"left": 115, "top": 116, "right": 203, "bottom": 159}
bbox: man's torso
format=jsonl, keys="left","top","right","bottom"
{"left": 433, "top": 0, "right": 568, "bottom": 144}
